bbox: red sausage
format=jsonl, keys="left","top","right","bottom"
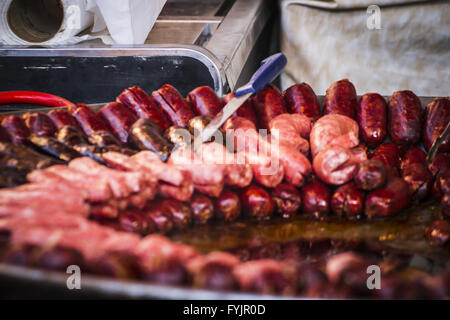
{"left": 47, "top": 109, "right": 80, "bottom": 130}
{"left": 356, "top": 93, "right": 387, "bottom": 147}
{"left": 283, "top": 83, "right": 320, "bottom": 122}
{"left": 251, "top": 85, "right": 287, "bottom": 129}
{"left": 189, "top": 193, "right": 214, "bottom": 224}
{"left": 222, "top": 92, "right": 258, "bottom": 127}
{"left": 22, "top": 112, "right": 56, "bottom": 137}
{"left": 117, "top": 86, "right": 170, "bottom": 131}
{"left": 158, "top": 199, "right": 192, "bottom": 230}
{"left": 370, "top": 142, "right": 403, "bottom": 175}
{"left": 152, "top": 84, "right": 195, "bottom": 128}
{"left": 271, "top": 183, "right": 301, "bottom": 219}
{"left": 143, "top": 201, "right": 174, "bottom": 234}
{"left": 365, "top": 177, "right": 412, "bottom": 219}
{"left": 300, "top": 179, "right": 331, "bottom": 219}
{"left": 331, "top": 182, "right": 364, "bottom": 220}
{"left": 214, "top": 189, "right": 241, "bottom": 222}
{"left": 422, "top": 97, "right": 450, "bottom": 152}
{"left": 70, "top": 103, "right": 109, "bottom": 136}
{"left": 186, "top": 86, "right": 222, "bottom": 117}
{"left": 118, "top": 210, "right": 149, "bottom": 235}
{"left": 323, "top": 79, "right": 357, "bottom": 119}
{"left": 98, "top": 102, "right": 138, "bottom": 144}
{"left": 387, "top": 90, "right": 422, "bottom": 146}
{"left": 428, "top": 153, "right": 450, "bottom": 178}
{"left": 240, "top": 185, "right": 274, "bottom": 220}
{"left": 353, "top": 159, "right": 386, "bottom": 191}
{"left": 400, "top": 148, "right": 433, "bottom": 200}
{"left": 1, "top": 115, "right": 30, "bottom": 145}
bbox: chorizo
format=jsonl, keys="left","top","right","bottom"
{"left": 283, "top": 82, "right": 320, "bottom": 122}
{"left": 187, "top": 86, "right": 222, "bottom": 117}
{"left": 323, "top": 79, "right": 357, "bottom": 119}
{"left": 301, "top": 179, "right": 331, "bottom": 219}
{"left": 214, "top": 189, "right": 241, "bottom": 222}
{"left": 98, "top": 102, "right": 138, "bottom": 144}
{"left": 356, "top": 93, "right": 387, "bottom": 147}
{"left": 1, "top": 115, "right": 30, "bottom": 145}
{"left": 222, "top": 92, "right": 258, "bottom": 127}
{"left": 422, "top": 97, "right": 450, "bottom": 152}
{"left": 240, "top": 185, "right": 274, "bottom": 220}
{"left": 331, "top": 182, "right": 364, "bottom": 220}
{"left": 22, "top": 112, "right": 56, "bottom": 137}
{"left": 251, "top": 84, "right": 287, "bottom": 129}
{"left": 271, "top": 183, "right": 301, "bottom": 219}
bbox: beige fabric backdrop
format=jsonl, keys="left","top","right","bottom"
{"left": 280, "top": 0, "right": 450, "bottom": 96}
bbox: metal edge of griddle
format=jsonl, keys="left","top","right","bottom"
{"left": 206, "top": 0, "right": 274, "bottom": 91}
{"left": 0, "top": 263, "right": 307, "bottom": 300}
{"left": 0, "top": 44, "right": 226, "bottom": 97}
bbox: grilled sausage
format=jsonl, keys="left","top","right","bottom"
{"left": 144, "top": 201, "right": 174, "bottom": 234}
{"left": 365, "top": 177, "right": 412, "bottom": 219}
{"left": 222, "top": 92, "right": 259, "bottom": 127}
{"left": 117, "top": 210, "right": 149, "bottom": 235}
{"left": 158, "top": 199, "right": 192, "bottom": 230}
{"left": 129, "top": 119, "right": 173, "bottom": 162}
{"left": 189, "top": 193, "right": 214, "bottom": 224}
{"left": 1, "top": 115, "right": 30, "bottom": 145}
{"left": 252, "top": 84, "right": 287, "bottom": 129}
{"left": 271, "top": 183, "right": 301, "bottom": 219}
{"left": 22, "top": 112, "right": 56, "bottom": 137}
{"left": 48, "top": 109, "right": 80, "bottom": 130}
{"left": 187, "top": 86, "right": 222, "bottom": 117}
{"left": 117, "top": 86, "right": 170, "bottom": 131}
{"left": 370, "top": 142, "right": 403, "bottom": 176}
{"left": 301, "top": 179, "right": 331, "bottom": 219}
{"left": 400, "top": 148, "right": 433, "bottom": 200}
{"left": 214, "top": 189, "right": 241, "bottom": 222}
{"left": 98, "top": 102, "right": 138, "bottom": 144}
{"left": 152, "top": 84, "right": 195, "bottom": 128}
{"left": 28, "top": 135, "right": 81, "bottom": 162}
{"left": 70, "top": 103, "right": 110, "bottom": 136}
{"left": 283, "top": 82, "right": 320, "bottom": 122}
{"left": 240, "top": 185, "right": 274, "bottom": 220}
{"left": 331, "top": 182, "right": 364, "bottom": 220}
{"left": 388, "top": 90, "right": 422, "bottom": 146}
{"left": 323, "top": 79, "right": 357, "bottom": 119}
{"left": 353, "top": 159, "right": 386, "bottom": 191}
{"left": 422, "top": 97, "right": 450, "bottom": 152}
{"left": 356, "top": 93, "right": 387, "bottom": 147}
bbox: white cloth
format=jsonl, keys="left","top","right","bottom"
{"left": 280, "top": 0, "right": 450, "bottom": 96}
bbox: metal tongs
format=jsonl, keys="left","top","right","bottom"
{"left": 426, "top": 121, "right": 450, "bottom": 165}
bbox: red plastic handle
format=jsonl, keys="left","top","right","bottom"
{"left": 0, "top": 91, "right": 75, "bottom": 108}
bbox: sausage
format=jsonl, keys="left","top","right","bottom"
{"left": 129, "top": 119, "right": 174, "bottom": 162}
{"left": 166, "top": 125, "right": 193, "bottom": 149}
{"left": 187, "top": 116, "right": 224, "bottom": 144}
{"left": 301, "top": 179, "right": 331, "bottom": 219}
{"left": 356, "top": 93, "right": 387, "bottom": 147}
{"left": 144, "top": 201, "right": 174, "bottom": 234}
{"left": 240, "top": 185, "right": 274, "bottom": 220}
{"left": 187, "top": 252, "right": 239, "bottom": 291}
{"left": 353, "top": 159, "right": 386, "bottom": 191}
{"left": 28, "top": 135, "right": 81, "bottom": 162}
{"left": 189, "top": 193, "right": 214, "bottom": 224}
{"left": 370, "top": 142, "right": 403, "bottom": 176}
{"left": 425, "top": 220, "right": 450, "bottom": 246}
{"left": 89, "top": 252, "right": 139, "bottom": 279}
{"left": 387, "top": 90, "right": 422, "bottom": 146}
{"left": 323, "top": 79, "right": 357, "bottom": 119}
{"left": 214, "top": 189, "right": 241, "bottom": 222}
{"left": 0, "top": 142, "right": 57, "bottom": 171}
{"left": 98, "top": 102, "right": 138, "bottom": 144}
{"left": 56, "top": 125, "right": 89, "bottom": 146}
{"left": 88, "top": 131, "right": 123, "bottom": 148}
{"left": 22, "top": 112, "right": 56, "bottom": 137}
{"left": 433, "top": 170, "right": 450, "bottom": 200}
{"left": 186, "top": 86, "right": 222, "bottom": 117}
{"left": 117, "top": 86, "right": 170, "bottom": 131}
{"left": 70, "top": 103, "right": 110, "bottom": 136}
{"left": 35, "top": 246, "right": 84, "bottom": 271}
{"left": 1, "top": 115, "right": 30, "bottom": 145}
{"left": 365, "top": 177, "right": 412, "bottom": 219}
{"left": 400, "top": 148, "right": 433, "bottom": 200}
{"left": 331, "top": 183, "right": 364, "bottom": 220}
{"left": 428, "top": 153, "right": 450, "bottom": 177}
{"left": 158, "top": 199, "right": 192, "bottom": 230}
{"left": 283, "top": 82, "right": 320, "bottom": 122}
{"left": 271, "top": 183, "right": 301, "bottom": 219}
{"left": 222, "top": 92, "right": 258, "bottom": 127}
{"left": 118, "top": 210, "right": 149, "bottom": 235}
{"left": 47, "top": 109, "right": 80, "bottom": 130}
{"left": 251, "top": 84, "right": 287, "bottom": 129}
{"left": 152, "top": 84, "right": 195, "bottom": 128}
{"left": 422, "top": 97, "right": 450, "bottom": 152}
